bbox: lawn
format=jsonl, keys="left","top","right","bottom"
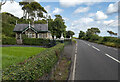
{"left": 2, "top": 47, "right": 46, "bottom": 69}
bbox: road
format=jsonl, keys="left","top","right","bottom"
{"left": 73, "top": 39, "right": 119, "bottom": 80}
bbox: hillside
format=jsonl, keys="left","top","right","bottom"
{"left": 2, "top": 12, "right": 19, "bottom": 38}
{"left": 2, "top": 12, "right": 47, "bottom": 38}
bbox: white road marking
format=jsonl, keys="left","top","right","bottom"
{"left": 105, "top": 54, "right": 120, "bottom": 63}
{"left": 92, "top": 46, "right": 100, "bottom": 51}
{"left": 88, "top": 44, "right": 90, "bottom": 46}
{"left": 72, "top": 54, "right": 77, "bottom": 80}
{"left": 113, "top": 48, "right": 118, "bottom": 51}
{"left": 72, "top": 43, "right": 77, "bottom": 80}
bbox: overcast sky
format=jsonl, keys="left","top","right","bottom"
{"left": 1, "top": 0, "right": 119, "bottom": 37}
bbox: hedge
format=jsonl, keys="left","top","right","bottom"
{"left": 23, "top": 38, "right": 57, "bottom": 47}
{"left": 2, "top": 43, "right": 64, "bottom": 80}
{"left": 2, "top": 38, "right": 16, "bottom": 45}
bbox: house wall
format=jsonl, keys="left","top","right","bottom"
{"left": 37, "top": 32, "right": 52, "bottom": 39}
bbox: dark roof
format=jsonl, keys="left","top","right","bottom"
{"left": 13, "top": 24, "right": 48, "bottom": 33}
{"left": 14, "top": 24, "right": 29, "bottom": 32}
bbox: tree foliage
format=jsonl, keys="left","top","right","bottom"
{"left": 79, "top": 31, "right": 85, "bottom": 39}
{"left": 19, "top": 1, "right": 47, "bottom": 20}
{"left": 66, "top": 31, "right": 75, "bottom": 38}
{"left": 48, "top": 15, "right": 67, "bottom": 38}
{"left": 107, "top": 30, "right": 117, "bottom": 36}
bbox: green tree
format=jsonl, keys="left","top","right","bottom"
{"left": 107, "top": 30, "right": 117, "bottom": 36}
{"left": 66, "top": 31, "right": 75, "bottom": 38}
{"left": 53, "top": 15, "right": 67, "bottom": 38}
{"left": 19, "top": 1, "right": 47, "bottom": 20}
{"left": 79, "top": 31, "right": 85, "bottom": 39}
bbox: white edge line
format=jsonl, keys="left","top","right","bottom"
{"left": 72, "top": 54, "right": 77, "bottom": 80}
{"left": 105, "top": 54, "right": 120, "bottom": 63}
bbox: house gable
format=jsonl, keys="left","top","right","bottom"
{"left": 22, "top": 26, "right": 38, "bottom": 33}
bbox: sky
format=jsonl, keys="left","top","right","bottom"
{"left": 1, "top": 0, "right": 119, "bottom": 37}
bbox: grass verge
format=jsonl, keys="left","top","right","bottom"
{"left": 2, "top": 43, "right": 64, "bottom": 80}
{"left": 50, "top": 57, "right": 71, "bottom": 80}
{"left": 2, "top": 47, "right": 46, "bottom": 69}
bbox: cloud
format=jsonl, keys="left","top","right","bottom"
{"left": 44, "top": 5, "right": 51, "bottom": 13}
{"left": 88, "top": 13, "right": 95, "bottom": 17}
{"left": 103, "top": 20, "right": 118, "bottom": 27}
{"left": 59, "top": 0, "right": 104, "bottom": 8}
{"left": 1, "top": 1, "right": 23, "bottom": 18}
{"left": 63, "top": 17, "right": 69, "bottom": 22}
{"left": 53, "top": 8, "right": 63, "bottom": 14}
{"left": 95, "top": 11, "right": 108, "bottom": 20}
{"left": 103, "top": 20, "right": 114, "bottom": 25}
{"left": 74, "top": 7, "right": 89, "bottom": 14}
{"left": 107, "top": 2, "right": 118, "bottom": 14}
{"left": 72, "top": 17, "right": 94, "bottom": 27}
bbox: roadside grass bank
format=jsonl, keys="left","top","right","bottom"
{"left": 2, "top": 43, "right": 64, "bottom": 80}
{"left": 2, "top": 47, "right": 46, "bottom": 69}
{"left": 50, "top": 57, "right": 71, "bottom": 80}
{"left": 49, "top": 39, "right": 76, "bottom": 80}
{"left": 80, "top": 36, "right": 120, "bottom": 48}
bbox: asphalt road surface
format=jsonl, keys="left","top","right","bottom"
{"left": 74, "top": 39, "right": 119, "bottom": 80}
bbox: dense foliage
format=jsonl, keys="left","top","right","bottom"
{"left": 2, "top": 38, "right": 16, "bottom": 45}
{"left": 78, "top": 28, "right": 120, "bottom": 48}
{"left": 2, "top": 43, "right": 64, "bottom": 80}
{"left": 23, "top": 38, "right": 56, "bottom": 47}
{"left": 48, "top": 15, "right": 67, "bottom": 38}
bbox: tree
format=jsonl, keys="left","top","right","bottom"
{"left": 79, "top": 31, "right": 85, "bottom": 39}
{"left": 107, "top": 30, "right": 117, "bottom": 36}
{"left": 66, "top": 31, "right": 75, "bottom": 38}
{"left": 53, "top": 15, "right": 67, "bottom": 38}
{"left": 19, "top": 1, "right": 47, "bottom": 20}
{"left": 90, "top": 28, "right": 100, "bottom": 34}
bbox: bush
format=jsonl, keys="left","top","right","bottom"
{"left": 104, "top": 42, "right": 116, "bottom": 47}
{"left": 102, "top": 37, "right": 118, "bottom": 43}
{"left": 2, "top": 38, "right": 16, "bottom": 45}
{"left": 23, "top": 38, "right": 56, "bottom": 47}
{"left": 2, "top": 43, "right": 64, "bottom": 80}
{"left": 89, "top": 34, "right": 100, "bottom": 42}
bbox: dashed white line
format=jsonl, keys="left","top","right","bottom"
{"left": 113, "top": 48, "right": 118, "bottom": 51}
{"left": 105, "top": 54, "right": 120, "bottom": 63}
{"left": 88, "top": 44, "right": 90, "bottom": 46}
{"left": 92, "top": 46, "right": 100, "bottom": 51}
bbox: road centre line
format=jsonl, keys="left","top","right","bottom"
{"left": 92, "top": 46, "right": 100, "bottom": 51}
{"left": 88, "top": 44, "right": 90, "bottom": 46}
{"left": 105, "top": 54, "right": 120, "bottom": 63}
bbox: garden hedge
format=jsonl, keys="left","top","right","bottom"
{"left": 2, "top": 43, "right": 64, "bottom": 80}
{"left": 2, "top": 38, "right": 16, "bottom": 45}
{"left": 23, "top": 38, "right": 57, "bottom": 47}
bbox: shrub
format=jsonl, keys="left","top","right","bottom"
{"left": 104, "top": 42, "right": 116, "bottom": 47}
{"left": 23, "top": 38, "right": 55, "bottom": 47}
{"left": 89, "top": 34, "right": 100, "bottom": 42}
{"left": 2, "top": 38, "right": 16, "bottom": 45}
{"left": 2, "top": 43, "right": 64, "bottom": 80}
{"left": 102, "top": 37, "right": 118, "bottom": 43}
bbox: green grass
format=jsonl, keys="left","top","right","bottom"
{"left": 2, "top": 47, "right": 46, "bottom": 69}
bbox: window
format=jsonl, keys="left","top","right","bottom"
{"left": 28, "top": 33, "right": 32, "bottom": 38}
{"left": 39, "top": 34, "right": 42, "bottom": 38}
